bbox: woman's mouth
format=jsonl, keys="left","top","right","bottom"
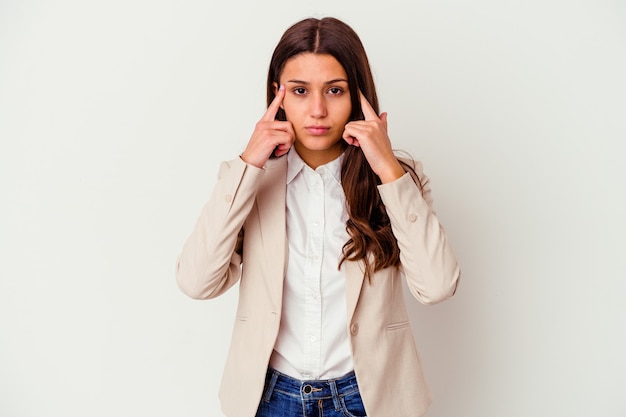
{"left": 305, "top": 126, "right": 331, "bottom": 135}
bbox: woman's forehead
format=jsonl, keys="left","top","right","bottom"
{"left": 280, "top": 53, "right": 348, "bottom": 83}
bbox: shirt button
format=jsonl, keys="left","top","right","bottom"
{"left": 408, "top": 213, "right": 418, "bottom": 222}
{"left": 225, "top": 194, "right": 233, "bottom": 203}
{"left": 350, "top": 323, "right": 359, "bottom": 336}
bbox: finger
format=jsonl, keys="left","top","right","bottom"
{"left": 342, "top": 135, "right": 360, "bottom": 147}
{"left": 262, "top": 85, "right": 285, "bottom": 122}
{"left": 273, "top": 121, "right": 296, "bottom": 156}
{"left": 265, "top": 120, "right": 292, "bottom": 132}
{"left": 342, "top": 121, "right": 369, "bottom": 138}
{"left": 380, "top": 112, "right": 387, "bottom": 128}
{"left": 342, "top": 127, "right": 361, "bottom": 147}
{"left": 359, "top": 90, "right": 379, "bottom": 121}
{"left": 274, "top": 142, "right": 292, "bottom": 157}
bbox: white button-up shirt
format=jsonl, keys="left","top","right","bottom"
{"left": 269, "top": 149, "right": 353, "bottom": 380}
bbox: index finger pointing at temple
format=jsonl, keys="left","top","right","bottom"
{"left": 262, "top": 85, "right": 286, "bottom": 122}
{"left": 359, "top": 90, "right": 380, "bottom": 121}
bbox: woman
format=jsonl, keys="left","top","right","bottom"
{"left": 176, "top": 17, "right": 460, "bottom": 417}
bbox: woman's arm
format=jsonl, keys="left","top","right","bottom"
{"left": 377, "top": 161, "right": 460, "bottom": 305}
{"left": 177, "top": 86, "right": 294, "bottom": 299}
{"left": 176, "top": 158, "right": 264, "bottom": 299}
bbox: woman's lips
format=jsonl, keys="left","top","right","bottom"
{"left": 305, "top": 126, "right": 331, "bottom": 135}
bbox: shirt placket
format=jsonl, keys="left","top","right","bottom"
{"left": 303, "top": 169, "right": 324, "bottom": 379}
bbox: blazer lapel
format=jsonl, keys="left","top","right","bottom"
{"left": 255, "top": 157, "right": 288, "bottom": 310}
{"left": 344, "top": 259, "right": 366, "bottom": 323}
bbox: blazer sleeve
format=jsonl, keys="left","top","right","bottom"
{"left": 176, "top": 157, "right": 264, "bottom": 299}
{"left": 377, "top": 160, "right": 460, "bottom": 305}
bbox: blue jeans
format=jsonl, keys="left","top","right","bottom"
{"left": 255, "top": 368, "right": 368, "bottom": 417}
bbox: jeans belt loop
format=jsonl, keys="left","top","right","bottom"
{"left": 329, "top": 380, "right": 341, "bottom": 411}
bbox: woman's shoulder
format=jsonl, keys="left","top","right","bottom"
{"left": 396, "top": 154, "right": 425, "bottom": 177}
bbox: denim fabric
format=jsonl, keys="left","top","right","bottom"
{"left": 255, "top": 368, "right": 367, "bottom": 417}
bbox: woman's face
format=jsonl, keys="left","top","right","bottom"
{"left": 277, "top": 53, "right": 352, "bottom": 168}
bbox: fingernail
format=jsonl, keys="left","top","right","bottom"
{"left": 279, "top": 85, "right": 285, "bottom": 91}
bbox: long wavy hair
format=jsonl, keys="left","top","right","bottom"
{"left": 267, "top": 17, "right": 422, "bottom": 278}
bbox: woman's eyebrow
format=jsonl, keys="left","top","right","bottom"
{"left": 285, "top": 78, "right": 349, "bottom": 85}
{"left": 325, "top": 78, "right": 348, "bottom": 85}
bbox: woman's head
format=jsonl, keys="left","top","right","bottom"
{"left": 267, "top": 17, "right": 379, "bottom": 123}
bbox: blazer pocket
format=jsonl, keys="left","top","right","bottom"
{"left": 386, "top": 320, "right": 410, "bottom": 331}
{"left": 236, "top": 316, "right": 248, "bottom": 323}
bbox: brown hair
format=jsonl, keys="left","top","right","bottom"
{"left": 267, "top": 17, "right": 421, "bottom": 278}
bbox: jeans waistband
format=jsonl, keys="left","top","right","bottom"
{"left": 263, "top": 368, "right": 360, "bottom": 402}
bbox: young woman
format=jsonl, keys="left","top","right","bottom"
{"left": 176, "top": 17, "right": 460, "bottom": 417}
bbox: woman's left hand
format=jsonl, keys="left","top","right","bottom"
{"left": 342, "top": 92, "right": 405, "bottom": 183}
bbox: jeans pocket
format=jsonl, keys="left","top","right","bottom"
{"left": 262, "top": 371, "right": 279, "bottom": 402}
{"left": 340, "top": 391, "right": 367, "bottom": 417}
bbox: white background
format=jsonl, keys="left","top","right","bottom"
{"left": 1, "top": 1, "right": 625, "bottom": 416}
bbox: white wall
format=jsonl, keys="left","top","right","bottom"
{"left": 1, "top": 1, "right": 624, "bottom": 416}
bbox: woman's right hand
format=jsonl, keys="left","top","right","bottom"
{"left": 241, "top": 85, "right": 295, "bottom": 168}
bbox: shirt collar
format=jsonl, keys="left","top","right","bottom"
{"left": 286, "top": 149, "right": 344, "bottom": 185}
{"left": 286, "top": 149, "right": 306, "bottom": 184}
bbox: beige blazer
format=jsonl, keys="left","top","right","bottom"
{"left": 176, "top": 154, "right": 460, "bottom": 417}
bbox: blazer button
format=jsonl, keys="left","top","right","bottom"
{"left": 225, "top": 194, "right": 233, "bottom": 203}
{"left": 408, "top": 214, "right": 418, "bottom": 223}
{"left": 350, "top": 323, "right": 359, "bottom": 336}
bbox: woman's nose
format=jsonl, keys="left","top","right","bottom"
{"left": 309, "top": 94, "right": 327, "bottom": 118}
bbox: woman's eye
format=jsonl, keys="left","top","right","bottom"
{"left": 293, "top": 87, "right": 307, "bottom": 95}
{"left": 328, "top": 87, "right": 343, "bottom": 95}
